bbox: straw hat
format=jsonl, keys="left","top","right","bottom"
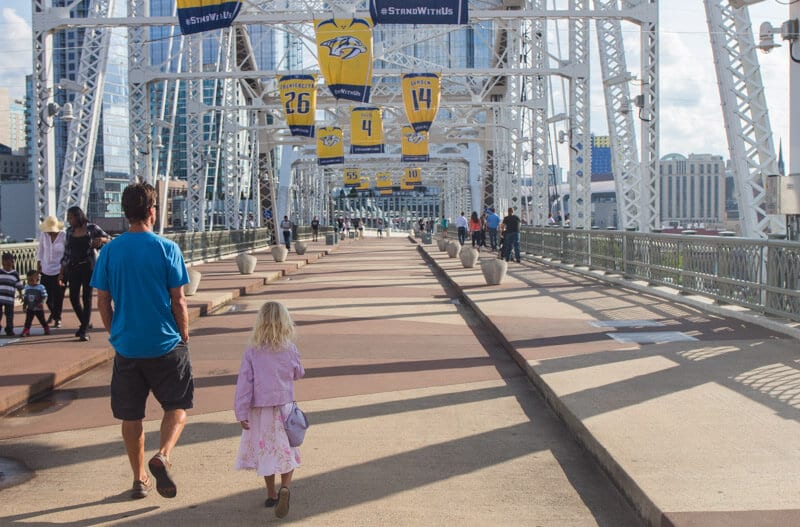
{"left": 39, "top": 215, "right": 65, "bottom": 233}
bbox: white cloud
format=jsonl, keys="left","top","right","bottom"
{"left": 0, "top": 7, "right": 32, "bottom": 100}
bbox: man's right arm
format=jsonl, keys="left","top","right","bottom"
{"left": 96, "top": 289, "right": 113, "bottom": 332}
{"left": 169, "top": 286, "right": 189, "bottom": 343}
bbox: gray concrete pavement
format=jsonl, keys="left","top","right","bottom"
{"left": 419, "top": 238, "right": 800, "bottom": 527}
{"left": 0, "top": 236, "right": 639, "bottom": 526}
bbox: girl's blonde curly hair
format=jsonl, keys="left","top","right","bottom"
{"left": 249, "top": 301, "right": 295, "bottom": 350}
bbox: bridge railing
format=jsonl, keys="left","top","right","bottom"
{"left": 521, "top": 227, "right": 800, "bottom": 322}
{"left": 0, "top": 228, "right": 272, "bottom": 277}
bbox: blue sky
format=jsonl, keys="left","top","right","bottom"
{"left": 0, "top": 1, "right": 791, "bottom": 164}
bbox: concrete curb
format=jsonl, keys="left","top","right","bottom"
{"left": 417, "top": 243, "right": 672, "bottom": 527}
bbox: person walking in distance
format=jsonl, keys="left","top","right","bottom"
{"left": 310, "top": 216, "right": 320, "bottom": 242}
{"left": 59, "top": 206, "right": 109, "bottom": 341}
{"left": 36, "top": 216, "right": 66, "bottom": 328}
{"left": 440, "top": 215, "right": 449, "bottom": 238}
{"left": 455, "top": 212, "right": 468, "bottom": 245}
{"left": 501, "top": 207, "right": 522, "bottom": 263}
{"left": 280, "top": 216, "right": 293, "bottom": 250}
{"left": 91, "top": 182, "right": 192, "bottom": 500}
{"left": 468, "top": 211, "right": 482, "bottom": 248}
{"left": 235, "top": 301, "right": 305, "bottom": 519}
{"left": 485, "top": 208, "right": 502, "bottom": 251}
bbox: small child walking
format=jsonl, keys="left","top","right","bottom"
{"left": 22, "top": 270, "right": 50, "bottom": 337}
{"left": 0, "top": 252, "right": 24, "bottom": 336}
{"left": 234, "top": 301, "right": 305, "bottom": 518}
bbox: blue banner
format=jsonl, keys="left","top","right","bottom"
{"left": 370, "top": 0, "right": 468, "bottom": 25}
{"left": 177, "top": 0, "right": 243, "bottom": 35}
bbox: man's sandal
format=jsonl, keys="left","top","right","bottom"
{"left": 148, "top": 453, "right": 177, "bottom": 498}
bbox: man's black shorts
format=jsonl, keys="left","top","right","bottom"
{"left": 111, "top": 342, "right": 194, "bottom": 421}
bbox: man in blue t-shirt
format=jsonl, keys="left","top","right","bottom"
{"left": 91, "top": 182, "right": 191, "bottom": 501}
{"left": 485, "top": 208, "right": 502, "bottom": 251}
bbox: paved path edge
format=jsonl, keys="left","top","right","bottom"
{"left": 417, "top": 241, "right": 665, "bottom": 527}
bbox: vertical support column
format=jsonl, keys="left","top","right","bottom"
{"left": 467, "top": 143, "right": 483, "bottom": 214}
{"left": 569, "top": 0, "right": 592, "bottom": 229}
{"left": 258, "top": 144, "right": 278, "bottom": 243}
{"left": 639, "top": 0, "right": 659, "bottom": 232}
{"left": 32, "top": 0, "right": 57, "bottom": 221}
{"left": 277, "top": 145, "right": 296, "bottom": 227}
{"left": 219, "top": 28, "right": 241, "bottom": 230}
{"left": 185, "top": 34, "right": 206, "bottom": 232}
{"left": 530, "top": 3, "right": 549, "bottom": 227}
{"left": 791, "top": 2, "right": 799, "bottom": 179}
{"left": 128, "top": 0, "right": 150, "bottom": 183}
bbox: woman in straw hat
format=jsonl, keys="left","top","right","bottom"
{"left": 37, "top": 215, "right": 67, "bottom": 328}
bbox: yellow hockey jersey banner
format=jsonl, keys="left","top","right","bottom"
{"left": 402, "top": 73, "right": 441, "bottom": 133}
{"left": 401, "top": 125, "right": 429, "bottom": 163}
{"left": 278, "top": 74, "right": 317, "bottom": 137}
{"left": 315, "top": 18, "right": 374, "bottom": 103}
{"left": 376, "top": 171, "right": 393, "bottom": 188}
{"left": 402, "top": 167, "right": 422, "bottom": 189}
{"left": 350, "top": 107, "right": 385, "bottom": 154}
{"left": 357, "top": 175, "right": 370, "bottom": 190}
{"left": 177, "top": 0, "right": 242, "bottom": 35}
{"left": 343, "top": 168, "right": 361, "bottom": 188}
{"left": 317, "top": 127, "right": 344, "bottom": 166}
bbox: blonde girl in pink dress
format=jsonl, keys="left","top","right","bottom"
{"left": 234, "top": 301, "right": 305, "bottom": 518}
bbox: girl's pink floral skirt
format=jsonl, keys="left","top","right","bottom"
{"left": 235, "top": 404, "right": 301, "bottom": 476}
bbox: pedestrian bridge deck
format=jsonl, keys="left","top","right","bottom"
{"left": 1, "top": 234, "right": 799, "bottom": 526}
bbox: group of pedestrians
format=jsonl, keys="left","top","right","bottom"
{"left": 452, "top": 207, "right": 521, "bottom": 262}
{"left": 0, "top": 207, "right": 109, "bottom": 340}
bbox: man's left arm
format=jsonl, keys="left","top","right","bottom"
{"left": 169, "top": 286, "right": 189, "bottom": 343}
{"left": 96, "top": 289, "right": 113, "bottom": 332}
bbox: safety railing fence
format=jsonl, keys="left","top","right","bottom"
{"left": 1, "top": 228, "right": 273, "bottom": 278}
{"left": 520, "top": 227, "right": 800, "bottom": 322}
{"left": 7, "top": 226, "right": 799, "bottom": 321}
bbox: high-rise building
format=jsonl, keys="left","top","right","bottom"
{"left": 591, "top": 135, "right": 612, "bottom": 181}
{"left": 49, "top": 0, "right": 130, "bottom": 230}
{"left": 659, "top": 153, "right": 726, "bottom": 229}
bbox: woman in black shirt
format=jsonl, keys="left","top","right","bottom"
{"left": 59, "top": 206, "right": 109, "bottom": 341}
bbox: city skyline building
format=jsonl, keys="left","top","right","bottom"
{"left": 659, "top": 153, "right": 726, "bottom": 230}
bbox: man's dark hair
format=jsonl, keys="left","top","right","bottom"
{"left": 1, "top": 252, "right": 14, "bottom": 261}
{"left": 122, "top": 182, "right": 157, "bottom": 223}
{"left": 27, "top": 269, "right": 39, "bottom": 279}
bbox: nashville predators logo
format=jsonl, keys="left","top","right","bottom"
{"left": 321, "top": 134, "right": 341, "bottom": 147}
{"left": 321, "top": 36, "right": 367, "bottom": 60}
{"left": 405, "top": 132, "right": 425, "bottom": 144}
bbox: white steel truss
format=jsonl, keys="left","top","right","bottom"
{"left": 31, "top": 0, "right": 783, "bottom": 239}
{"left": 705, "top": 0, "right": 783, "bottom": 238}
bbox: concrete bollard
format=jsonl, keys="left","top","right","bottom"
{"left": 480, "top": 258, "right": 507, "bottom": 285}
{"left": 184, "top": 268, "right": 202, "bottom": 296}
{"left": 446, "top": 241, "right": 461, "bottom": 258}
{"left": 235, "top": 253, "right": 258, "bottom": 274}
{"left": 460, "top": 247, "right": 479, "bottom": 268}
{"left": 295, "top": 241, "right": 307, "bottom": 255}
{"left": 271, "top": 246, "right": 288, "bottom": 262}
{"left": 437, "top": 238, "right": 448, "bottom": 252}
